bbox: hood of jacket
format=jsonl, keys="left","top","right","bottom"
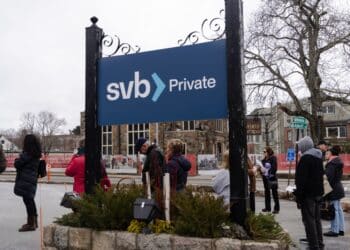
{"left": 303, "top": 148, "right": 322, "bottom": 159}
{"left": 328, "top": 156, "right": 343, "bottom": 168}
{"left": 171, "top": 154, "right": 191, "bottom": 171}
{"left": 297, "top": 136, "right": 314, "bottom": 153}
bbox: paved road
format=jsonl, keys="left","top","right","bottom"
{"left": 0, "top": 182, "right": 349, "bottom": 250}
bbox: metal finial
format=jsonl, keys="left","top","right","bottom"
{"left": 90, "top": 16, "right": 98, "bottom": 25}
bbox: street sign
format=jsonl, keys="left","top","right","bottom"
{"left": 98, "top": 40, "right": 227, "bottom": 125}
{"left": 290, "top": 116, "right": 308, "bottom": 129}
{"left": 287, "top": 148, "right": 295, "bottom": 161}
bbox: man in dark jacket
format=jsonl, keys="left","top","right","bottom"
{"left": 135, "top": 138, "right": 165, "bottom": 209}
{"left": 295, "top": 136, "right": 324, "bottom": 250}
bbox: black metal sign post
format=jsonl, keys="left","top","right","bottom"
{"left": 85, "top": 17, "right": 103, "bottom": 194}
{"left": 225, "top": 0, "right": 248, "bottom": 226}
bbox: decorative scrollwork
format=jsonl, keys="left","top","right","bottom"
{"left": 178, "top": 9, "right": 225, "bottom": 46}
{"left": 102, "top": 34, "right": 140, "bottom": 57}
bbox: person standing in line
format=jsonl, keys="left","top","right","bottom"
{"left": 323, "top": 145, "right": 345, "bottom": 237}
{"left": 165, "top": 139, "right": 191, "bottom": 193}
{"left": 0, "top": 145, "right": 7, "bottom": 173}
{"left": 14, "top": 134, "right": 42, "bottom": 232}
{"left": 294, "top": 136, "right": 324, "bottom": 250}
{"left": 135, "top": 138, "right": 165, "bottom": 209}
{"left": 65, "top": 139, "right": 86, "bottom": 194}
{"left": 212, "top": 150, "right": 230, "bottom": 208}
{"left": 317, "top": 140, "right": 329, "bottom": 164}
{"left": 261, "top": 146, "right": 279, "bottom": 214}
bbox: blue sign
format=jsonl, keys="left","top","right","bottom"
{"left": 287, "top": 148, "right": 295, "bottom": 161}
{"left": 98, "top": 40, "right": 227, "bottom": 125}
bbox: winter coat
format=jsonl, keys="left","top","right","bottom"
{"left": 166, "top": 154, "right": 191, "bottom": 191}
{"left": 142, "top": 145, "right": 165, "bottom": 190}
{"left": 295, "top": 148, "right": 324, "bottom": 200}
{"left": 65, "top": 154, "right": 85, "bottom": 194}
{"left": 212, "top": 169, "right": 230, "bottom": 207}
{"left": 0, "top": 149, "right": 6, "bottom": 173}
{"left": 324, "top": 157, "right": 345, "bottom": 201}
{"left": 14, "top": 152, "right": 39, "bottom": 198}
{"left": 261, "top": 155, "right": 278, "bottom": 181}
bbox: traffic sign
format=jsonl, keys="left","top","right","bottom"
{"left": 287, "top": 148, "right": 295, "bottom": 161}
{"left": 98, "top": 40, "right": 227, "bottom": 125}
{"left": 290, "top": 122, "right": 307, "bottom": 129}
{"left": 290, "top": 116, "right": 308, "bottom": 129}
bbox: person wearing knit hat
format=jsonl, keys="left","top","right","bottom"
{"left": 294, "top": 136, "right": 325, "bottom": 249}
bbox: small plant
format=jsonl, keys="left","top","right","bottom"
{"left": 55, "top": 184, "right": 144, "bottom": 230}
{"left": 127, "top": 219, "right": 146, "bottom": 233}
{"left": 171, "top": 189, "right": 230, "bottom": 238}
{"left": 151, "top": 219, "right": 175, "bottom": 234}
{"left": 245, "top": 212, "right": 292, "bottom": 245}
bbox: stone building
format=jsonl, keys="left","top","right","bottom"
{"left": 81, "top": 112, "right": 228, "bottom": 158}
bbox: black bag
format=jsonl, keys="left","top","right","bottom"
{"left": 37, "top": 160, "right": 47, "bottom": 178}
{"left": 320, "top": 201, "right": 335, "bottom": 221}
{"left": 60, "top": 192, "right": 80, "bottom": 209}
{"left": 133, "top": 198, "right": 160, "bottom": 223}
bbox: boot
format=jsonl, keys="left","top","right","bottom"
{"left": 21, "top": 216, "right": 29, "bottom": 228}
{"left": 34, "top": 215, "right": 38, "bottom": 228}
{"left": 18, "top": 216, "right": 36, "bottom": 232}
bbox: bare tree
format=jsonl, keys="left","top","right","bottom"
{"left": 245, "top": 0, "right": 350, "bottom": 143}
{"left": 20, "top": 112, "right": 36, "bottom": 134}
{"left": 36, "top": 111, "right": 66, "bottom": 154}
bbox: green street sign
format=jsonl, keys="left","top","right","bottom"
{"left": 290, "top": 122, "right": 307, "bottom": 129}
{"left": 292, "top": 116, "right": 307, "bottom": 124}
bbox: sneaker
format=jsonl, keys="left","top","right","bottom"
{"left": 299, "top": 238, "right": 308, "bottom": 243}
{"left": 323, "top": 231, "right": 338, "bottom": 237}
{"left": 262, "top": 208, "right": 271, "bottom": 212}
{"left": 339, "top": 231, "right": 344, "bottom": 236}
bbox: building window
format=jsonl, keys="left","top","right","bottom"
{"left": 183, "top": 120, "right": 195, "bottom": 131}
{"left": 326, "top": 126, "right": 347, "bottom": 138}
{"left": 102, "top": 125, "right": 112, "bottom": 155}
{"left": 127, "top": 123, "right": 150, "bottom": 155}
{"left": 322, "top": 105, "right": 335, "bottom": 114}
{"left": 255, "top": 135, "right": 260, "bottom": 143}
{"left": 215, "top": 120, "right": 224, "bottom": 132}
{"left": 287, "top": 131, "right": 292, "bottom": 141}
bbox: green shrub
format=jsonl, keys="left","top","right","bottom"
{"left": 171, "top": 189, "right": 230, "bottom": 238}
{"left": 245, "top": 212, "right": 292, "bottom": 245}
{"left": 55, "top": 184, "right": 144, "bottom": 230}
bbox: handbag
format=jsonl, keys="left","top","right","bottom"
{"left": 320, "top": 201, "right": 335, "bottom": 221}
{"left": 37, "top": 160, "right": 47, "bottom": 178}
{"left": 60, "top": 192, "right": 81, "bottom": 209}
{"left": 133, "top": 198, "right": 160, "bottom": 223}
{"left": 323, "top": 175, "right": 333, "bottom": 197}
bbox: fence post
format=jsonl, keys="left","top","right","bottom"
{"left": 85, "top": 17, "right": 103, "bottom": 194}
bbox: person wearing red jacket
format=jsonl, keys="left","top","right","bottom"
{"left": 65, "top": 139, "right": 111, "bottom": 194}
{"left": 65, "top": 140, "right": 86, "bottom": 194}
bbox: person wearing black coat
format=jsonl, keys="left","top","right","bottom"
{"left": 14, "top": 134, "right": 42, "bottom": 232}
{"left": 323, "top": 146, "right": 345, "bottom": 237}
{"left": 165, "top": 139, "right": 191, "bottom": 192}
{"left": 294, "top": 136, "right": 324, "bottom": 250}
{"left": 261, "top": 146, "right": 279, "bottom": 213}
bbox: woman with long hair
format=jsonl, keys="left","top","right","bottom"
{"left": 261, "top": 146, "right": 279, "bottom": 213}
{"left": 323, "top": 145, "right": 345, "bottom": 237}
{"left": 14, "top": 134, "right": 42, "bottom": 232}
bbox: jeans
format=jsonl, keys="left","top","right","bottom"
{"left": 262, "top": 176, "right": 280, "bottom": 211}
{"left": 300, "top": 197, "right": 324, "bottom": 250}
{"left": 330, "top": 200, "right": 345, "bottom": 233}
{"left": 23, "top": 197, "right": 37, "bottom": 217}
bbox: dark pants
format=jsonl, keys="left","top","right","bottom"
{"left": 300, "top": 197, "right": 324, "bottom": 250}
{"left": 262, "top": 176, "right": 280, "bottom": 211}
{"left": 23, "top": 197, "right": 37, "bottom": 217}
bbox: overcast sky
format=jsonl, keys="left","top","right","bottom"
{"left": 0, "top": 0, "right": 260, "bottom": 133}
